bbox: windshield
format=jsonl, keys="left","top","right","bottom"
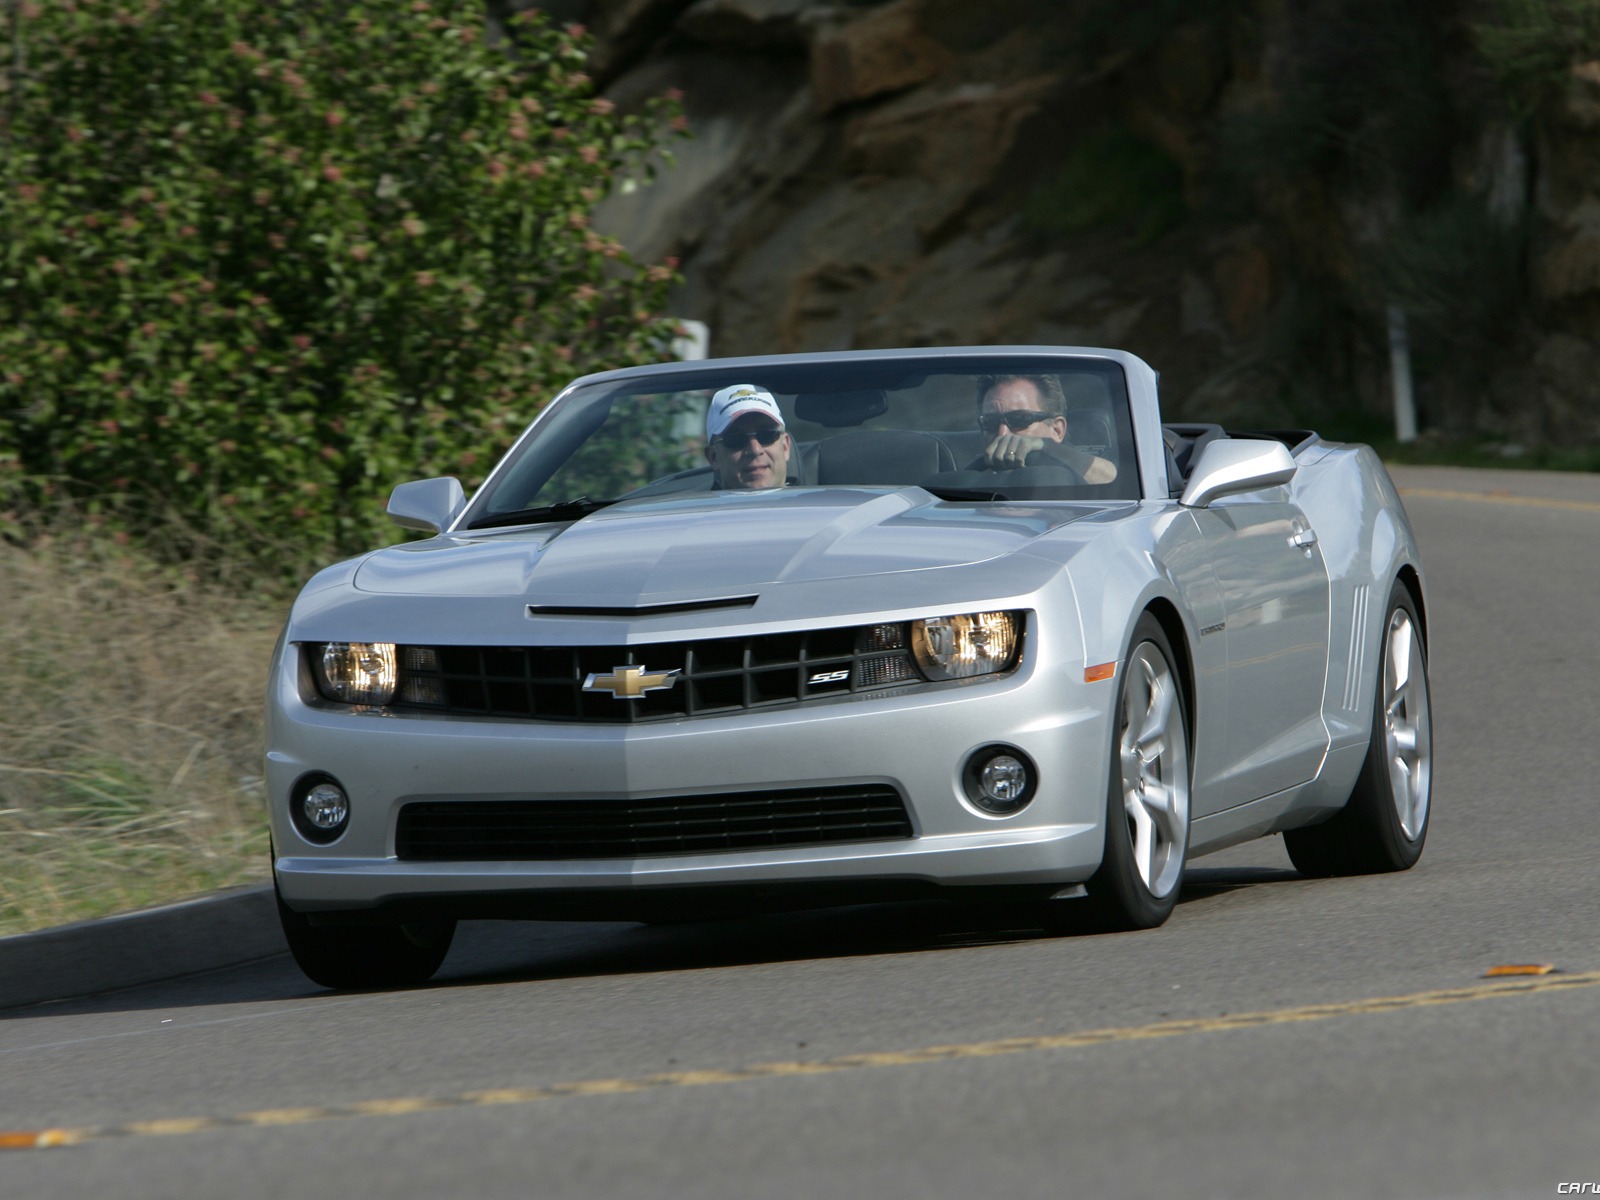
{"left": 465, "top": 354, "right": 1141, "bottom": 528}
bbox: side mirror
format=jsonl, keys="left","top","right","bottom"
{"left": 387, "top": 477, "right": 466, "bottom": 533}
{"left": 1179, "top": 440, "right": 1296, "bottom": 508}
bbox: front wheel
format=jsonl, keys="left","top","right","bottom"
{"left": 1284, "top": 581, "right": 1431, "bottom": 876}
{"left": 1083, "top": 615, "right": 1192, "bottom": 931}
{"left": 276, "top": 880, "right": 456, "bottom": 990}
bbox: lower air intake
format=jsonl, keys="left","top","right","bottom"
{"left": 395, "top": 786, "right": 913, "bottom": 861}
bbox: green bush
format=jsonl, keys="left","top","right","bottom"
{"left": 0, "top": 0, "right": 684, "bottom": 572}
{"left": 1073, "top": 0, "right": 1237, "bottom": 62}
{"left": 1022, "top": 125, "right": 1186, "bottom": 245}
{"left": 1366, "top": 196, "right": 1526, "bottom": 351}
{"left": 1475, "top": 0, "right": 1600, "bottom": 110}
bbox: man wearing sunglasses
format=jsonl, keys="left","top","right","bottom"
{"left": 705, "top": 383, "right": 794, "bottom": 490}
{"left": 975, "top": 374, "right": 1117, "bottom": 483}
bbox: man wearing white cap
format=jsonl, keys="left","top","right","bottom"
{"left": 704, "top": 383, "right": 793, "bottom": 490}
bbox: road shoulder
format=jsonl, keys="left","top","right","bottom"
{"left": 0, "top": 885, "right": 283, "bottom": 1011}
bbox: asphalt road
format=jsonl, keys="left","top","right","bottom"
{"left": 4, "top": 463, "right": 1598, "bottom": 1199}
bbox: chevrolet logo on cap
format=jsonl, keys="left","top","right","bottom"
{"left": 583, "top": 665, "right": 681, "bottom": 699}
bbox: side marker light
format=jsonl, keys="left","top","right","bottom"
{"left": 1484, "top": 964, "right": 1556, "bottom": 977}
{"left": 1084, "top": 662, "right": 1117, "bottom": 683}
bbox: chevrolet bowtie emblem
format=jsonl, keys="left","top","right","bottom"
{"left": 582, "top": 665, "right": 681, "bottom": 699}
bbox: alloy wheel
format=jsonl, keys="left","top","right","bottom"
{"left": 1118, "top": 642, "right": 1190, "bottom": 898}
{"left": 1382, "top": 608, "right": 1431, "bottom": 841}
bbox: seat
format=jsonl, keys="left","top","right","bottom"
{"left": 1067, "top": 409, "right": 1113, "bottom": 453}
{"left": 814, "top": 430, "right": 956, "bottom": 486}
{"left": 1163, "top": 423, "right": 1226, "bottom": 495}
{"left": 791, "top": 440, "right": 821, "bottom": 486}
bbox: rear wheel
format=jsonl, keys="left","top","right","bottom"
{"left": 1083, "top": 615, "right": 1191, "bottom": 931}
{"left": 275, "top": 880, "right": 455, "bottom": 990}
{"left": 1284, "top": 581, "right": 1431, "bottom": 876}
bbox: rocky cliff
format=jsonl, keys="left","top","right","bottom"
{"left": 503, "top": 0, "right": 1600, "bottom": 443}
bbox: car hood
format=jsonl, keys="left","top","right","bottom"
{"left": 352, "top": 487, "right": 1101, "bottom": 605}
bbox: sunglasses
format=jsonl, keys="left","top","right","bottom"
{"left": 716, "top": 426, "right": 785, "bottom": 450}
{"left": 978, "top": 410, "right": 1056, "bottom": 435}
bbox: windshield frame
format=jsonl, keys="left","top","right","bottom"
{"left": 455, "top": 347, "right": 1164, "bottom": 531}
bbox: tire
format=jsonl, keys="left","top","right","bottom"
{"left": 1284, "top": 581, "right": 1431, "bottom": 877}
{"left": 1082, "top": 614, "right": 1192, "bottom": 931}
{"left": 275, "top": 879, "right": 455, "bottom": 990}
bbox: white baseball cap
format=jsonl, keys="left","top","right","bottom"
{"left": 706, "top": 383, "right": 784, "bottom": 439}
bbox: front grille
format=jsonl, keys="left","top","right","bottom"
{"left": 395, "top": 785, "right": 914, "bottom": 861}
{"left": 389, "top": 622, "right": 925, "bottom": 723}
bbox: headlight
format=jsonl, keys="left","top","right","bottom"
{"left": 311, "top": 642, "right": 397, "bottom": 705}
{"left": 911, "top": 612, "right": 1020, "bottom": 680}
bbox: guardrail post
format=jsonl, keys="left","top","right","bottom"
{"left": 1387, "top": 304, "right": 1418, "bottom": 443}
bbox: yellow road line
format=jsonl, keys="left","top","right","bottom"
{"left": 5, "top": 969, "right": 1598, "bottom": 1151}
{"left": 1399, "top": 485, "right": 1600, "bottom": 514}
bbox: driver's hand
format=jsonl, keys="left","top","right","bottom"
{"left": 983, "top": 432, "right": 1046, "bottom": 470}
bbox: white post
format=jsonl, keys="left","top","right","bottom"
{"left": 1387, "top": 304, "right": 1417, "bottom": 444}
{"left": 671, "top": 319, "right": 710, "bottom": 362}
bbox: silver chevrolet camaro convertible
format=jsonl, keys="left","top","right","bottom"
{"left": 266, "top": 346, "right": 1432, "bottom": 988}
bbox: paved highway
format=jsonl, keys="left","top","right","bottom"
{"left": 4, "top": 464, "right": 1598, "bottom": 1198}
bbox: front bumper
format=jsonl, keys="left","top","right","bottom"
{"left": 267, "top": 641, "right": 1115, "bottom": 920}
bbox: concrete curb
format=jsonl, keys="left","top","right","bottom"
{"left": 0, "top": 884, "right": 286, "bottom": 1011}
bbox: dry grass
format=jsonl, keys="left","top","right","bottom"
{"left": 0, "top": 523, "right": 284, "bottom": 935}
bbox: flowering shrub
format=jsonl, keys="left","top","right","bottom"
{"left": 0, "top": 0, "right": 683, "bottom": 568}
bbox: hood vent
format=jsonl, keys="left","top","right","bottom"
{"left": 527, "top": 595, "right": 758, "bottom": 618}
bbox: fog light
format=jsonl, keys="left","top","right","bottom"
{"left": 304, "top": 782, "right": 348, "bottom": 830}
{"left": 963, "top": 746, "right": 1036, "bottom": 816}
{"left": 290, "top": 774, "right": 350, "bottom": 844}
{"left": 982, "top": 756, "right": 1027, "bottom": 803}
